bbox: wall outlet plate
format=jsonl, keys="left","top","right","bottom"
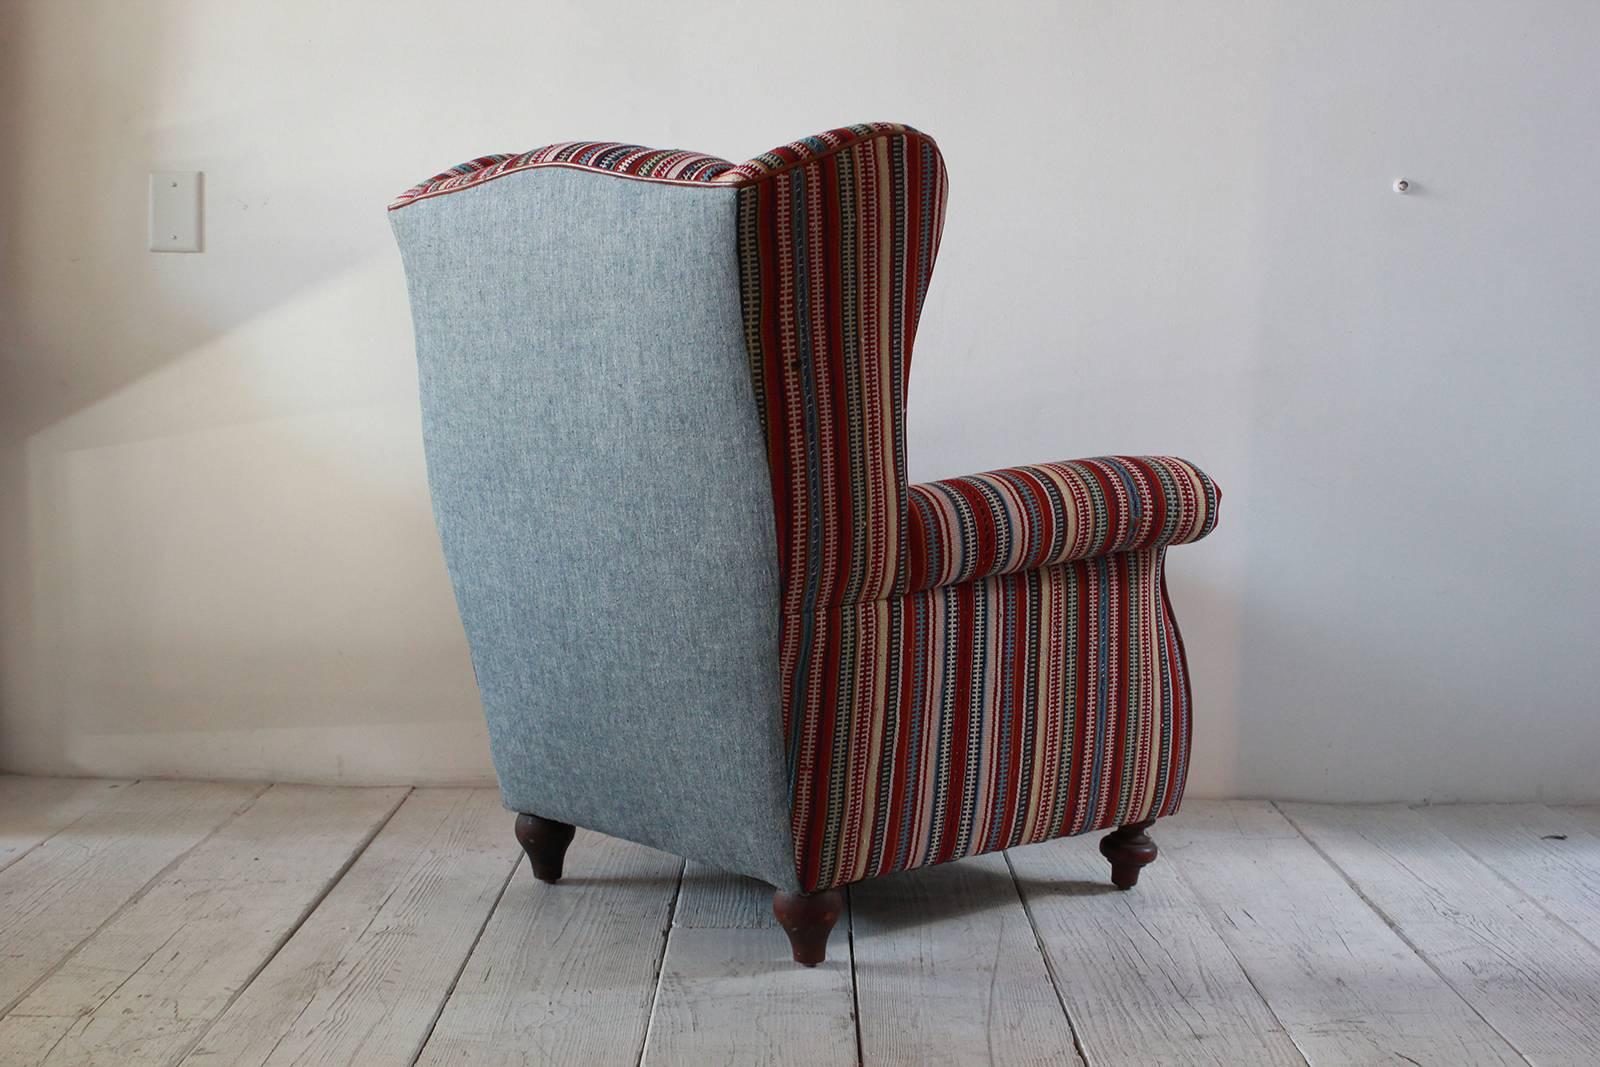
{"left": 149, "top": 171, "right": 202, "bottom": 252}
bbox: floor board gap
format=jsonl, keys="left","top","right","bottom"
{"left": 407, "top": 848, "right": 522, "bottom": 1067}
{"left": 1162, "top": 833, "right": 1314, "bottom": 1067}
{"left": 1271, "top": 802, "right": 1537, "bottom": 1066}
{"left": 1004, "top": 849, "right": 1092, "bottom": 1067}
{"left": 170, "top": 786, "right": 413, "bottom": 1067}
{"left": 629, "top": 857, "right": 684, "bottom": 1067}
{"left": 845, "top": 885, "right": 864, "bottom": 1067}
{"left": 0, "top": 780, "right": 272, "bottom": 1021}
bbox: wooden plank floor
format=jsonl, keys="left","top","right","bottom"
{"left": 1, "top": 776, "right": 1596, "bottom": 1066}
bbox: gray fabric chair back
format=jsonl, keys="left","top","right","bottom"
{"left": 391, "top": 167, "right": 797, "bottom": 888}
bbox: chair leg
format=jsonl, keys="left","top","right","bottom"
{"left": 515, "top": 813, "right": 576, "bottom": 883}
{"left": 1100, "top": 818, "right": 1158, "bottom": 890}
{"left": 772, "top": 888, "right": 844, "bottom": 966}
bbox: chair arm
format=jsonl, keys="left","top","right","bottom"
{"left": 904, "top": 456, "right": 1220, "bottom": 593}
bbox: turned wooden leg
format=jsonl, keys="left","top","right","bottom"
{"left": 772, "top": 888, "right": 844, "bottom": 966}
{"left": 1100, "top": 818, "right": 1158, "bottom": 890}
{"left": 515, "top": 813, "right": 576, "bottom": 883}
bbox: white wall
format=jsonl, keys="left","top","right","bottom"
{"left": 2, "top": 1, "right": 1596, "bottom": 799}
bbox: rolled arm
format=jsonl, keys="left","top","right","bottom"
{"left": 905, "top": 455, "right": 1220, "bottom": 593}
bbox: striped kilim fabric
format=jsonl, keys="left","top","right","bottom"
{"left": 906, "top": 456, "right": 1219, "bottom": 594}
{"left": 734, "top": 125, "right": 946, "bottom": 609}
{"left": 388, "top": 124, "right": 918, "bottom": 209}
{"left": 794, "top": 546, "right": 1193, "bottom": 888}
{"left": 390, "top": 141, "right": 738, "bottom": 208}
{"left": 716, "top": 122, "right": 917, "bottom": 184}
{"left": 730, "top": 126, "right": 1219, "bottom": 891}
{"left": 391, "top": 123, "right": 1221, "bottom": 893}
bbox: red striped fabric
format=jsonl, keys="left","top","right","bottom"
{"left": 733, "top": 126, "right": 1220, "bottom": 891}
{"left": 792, "top": 546, "right": 1193, "bottom": 888}
{"left": 389, "top": 141, "right": 738, "bottom": 209}
{"left": 716, "top": 122, "right": 917, "bottom": 184}
{"left": 387, "top": 124, "right": 918, "bottom": 210}
{"left": 735, "top": 126, "right": 948, "bottom": 612}
{"left": 905, "top": 456, "right": 1220, "bottom": 594}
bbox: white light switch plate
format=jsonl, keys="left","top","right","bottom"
{"left": 149, "top": 171, "right": 202, "bottom": 252}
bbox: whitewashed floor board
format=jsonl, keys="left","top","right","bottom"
{"left": 1008, "top": 835, "right": 1305, "bottom": 1066}
{"left": 1164, "top": 801, "right": 1525, "bottom": 1066}
{"left": 640, "top": 864, "right": 856, "bottom": 1067}
{"left": 1424, "top": 803, "right": 1600, "bottom": 950}
{"left": 0, "top": 784, "right": 405, "bottom": 1067}
{"left": 2, "top": 779, "right": 1597, "bottom": 1066}
{"left": 412, "top": 830, "right": 683, "bottom": 1067}
{"left": 0, "top": 779, "right": 266, "bottom": 1017}
{"left": 850, "top": 851, "right": 1085, "bottom": 1066}
{"left": 180, "top": 788, "right": 510, "bottom": 1067}
{"left": 0, "top": 777, "right": 132, "bottom": 873}
{"left": 1283, "top": 802, "right": 1600, "bottom": 1065}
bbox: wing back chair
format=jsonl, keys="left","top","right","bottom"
{"left": 389, "top": 123, "right": 1220, "bottom": 965}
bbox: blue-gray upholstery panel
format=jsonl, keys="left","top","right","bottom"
{"left": 390, "top": 169, "right": 796, "bottom": 889}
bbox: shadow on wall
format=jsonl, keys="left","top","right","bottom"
{"left": 0, "top": 3, "right": 491, "bottom": 781}
{"left": 0, "top": 279, "right": 491, "bottom": 778}
{"left": 0, "top": 2, "right": 417, "bottom": 445}
{"left": 1164, "top": 566, "right": 1244, "bottom": 801}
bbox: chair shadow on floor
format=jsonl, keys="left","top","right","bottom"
{"left": 523, "top": 836, "right": 1134, "bottom": 941}
{"left": 844, "top": 849, "right": 1129, "bottom": 935}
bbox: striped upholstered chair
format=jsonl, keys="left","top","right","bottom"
{"left": 390, "top": 123, "right": 1220, "bottom": 965}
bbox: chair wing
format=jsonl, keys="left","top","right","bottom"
{"left": 732, "top": 123, "right": 948, "bottom": 611}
